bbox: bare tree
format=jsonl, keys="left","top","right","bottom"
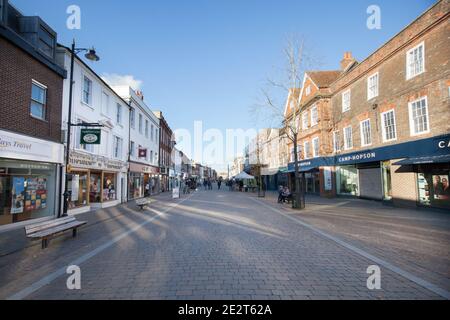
{"left": 252, "top": 36, "right": 319, "bottom": 209}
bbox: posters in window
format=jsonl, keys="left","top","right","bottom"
{"left": 71, "top": 175, "right": 80, "bottom": 201}
{"left": 433, "top": 175, "right": 450, "bottom": 200}
{"left": 11, "top": 177, "right": 25, "bottom": 214}
{"left": 24, "top": 177, "right": 47, "bottom": 211}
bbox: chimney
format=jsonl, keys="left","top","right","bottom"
{"left": 340, "top": 52, "right": 356, "bottom": 71}
{"left": 135, "top": 90, "right": 144, "bottom": 101}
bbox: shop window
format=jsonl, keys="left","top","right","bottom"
{"left": 418, "top": 171, "right": 450, "bottom": 209}
{"left": 103, "top": 173, "right": 116, "bottom": 202}
{"left": 337, "top": 166, "right": 359, "bottom": 196}
{"left": 0, "top": 160, "right": 56, "bottom": 227}
{"left": 67, "top": 172, "right": 88, "bottom": 209}
{"left": 408, "top": 97, "right": 429, "bottom": 136}
{"left": 89, "top": 172, "right": 102, "bottom": 203}
{"left": 30, "top": 80, "right": 47, "bottom": 120}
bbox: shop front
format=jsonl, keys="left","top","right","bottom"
{"left": 67, "top": 150, "right": 127, "bottom": 214}
{"left": 0, "top": 130, "right": 64, "bottom": 229}
{"left": 128, "top": 162, "right": 159, "bottom": 200}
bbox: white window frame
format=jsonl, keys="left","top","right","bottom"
{"left": 406, "top": 42, "right": 425, "bottom": 80}
{"left": 302, "top": 112, "right": 308, "bottom": 130}
{"left": 290, "top": 146, "right": 295, "bottom": 162}
{"left": 343, "top": 126, "right": 353, "bottom": 150}
{"left": 333, "top": 131, "right": 341, "bottom": 153}
{"left": 30, "top": 79, "right": 47, "bottom": 120}
{"left": 408, "top": 96, "right": 430, "bottom": 136}
{"left": 360, "top": 119, "right": 372, "bottom": 147}
{"left": 113, "top": 135, "right": 123, "bottom": 160}
{"left": 130, "top": 141, "right": 135, "bottom": 158}
{"left": 305, "top": 85, "right": 311, "bottom": 96}
{"left": 138, "top": 114, "right": 143, "bottom": 134}
{"left": 381, "top": 109, "right": 397, "bottom": 142}
{"left": 101, "top": 92, "right": 110, "bottom": 117}
{"left": 342, "top": 90, "right": 351, "bottom": 112}
{"left": 310, "top": 105, "right": 318, "bottom": 127}
{"left": 116, "top": 103, "right": 122, "bottom": 125}
{"left": 130, "top": 107, "right": 135, "bottom": 129}
{"left": 367, "top": 72, "right": 379, "bottom": 100}
{"left": 312, "top": 137, "right": 319, "bottom": 158}
{"left": 145, "top": 120, "right": 149, "bottom": 138}
{"left": 303, "top": 141, "right": 311, "bottom": 160}
{"left": 82, "top": 75, "right": 93, "bottom": 106}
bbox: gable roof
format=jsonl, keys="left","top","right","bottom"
{"left": 307, "top": 71, "right": 342, "bottom": 88}
{"left": 283, "top": 88, "right": 301, "bottom": 117}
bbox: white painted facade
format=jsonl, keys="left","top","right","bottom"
{"left": 112, "top": 86, "right": 160, "bottom": 198}
{"left": 60, "top": 48, "right": 129, "bottom": 214}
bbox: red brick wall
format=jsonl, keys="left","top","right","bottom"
{"left": 330, "top": 2, "right": 450, "bottom": 154}
{"left": 0, "top": 37, "right": 63, "bottom": 143}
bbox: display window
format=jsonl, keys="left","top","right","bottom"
{"left": 337, "top": 165, "right": 359, "bottom": 196}
{"left": 67, "top": 171, "right": 88, "bottom": 209}
{"left": 0, "top": 159, "right": 56, "bottom": 226}
{"left": 129, "top": 172, "right": 143, "bottom": 199}
{"left": 417, "top": 167, "right": 450, "bottom": 209}
{"left": 89, "top": 172, "right": 102, "bottom": 203}
{"left": 103, "top": 172, "right": 116, "bottom": 202}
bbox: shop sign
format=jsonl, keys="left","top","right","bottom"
{"left": 80, "top": 129, "right": 101, "bottom": 145}
{"left": 0, "top": 130, "right": 63, "bottom": 164}
{"left": 138, "top": 148, "right": 147, "bottom": 158}
{"left": 69, "top": 151, "right": 127, "bottom": 172}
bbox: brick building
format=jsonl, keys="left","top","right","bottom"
{"left": 286, "top": 0, "right": 450, "bottom": 209}
{"left": 153, "top": 111, "right": 174, "bottom": 192}
{"left": 0, "top": 0, "right": 66, "bottom": 229}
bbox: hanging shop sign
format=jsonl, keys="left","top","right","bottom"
{"left": 80, "top": 129, "right": 101, "bottom": 145}
{"left": 138, "top": 148, "right": 147, "bottom": 158}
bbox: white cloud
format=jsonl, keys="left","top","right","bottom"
{"left": 101, "top": 73, "right": 143, "bottom": 90}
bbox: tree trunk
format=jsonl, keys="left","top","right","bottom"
{"left": 292, "top": 133, "right": 305, "bottom": 209}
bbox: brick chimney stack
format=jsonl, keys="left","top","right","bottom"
{"left": 135, "top": 90, "right": 144, "bottom": 101}
{"left": 340, "top": 52, "right": 356, "bottom": 71}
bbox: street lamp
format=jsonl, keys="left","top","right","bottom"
{"left": 61, "top": 39, "right": 100, "bottom": 217}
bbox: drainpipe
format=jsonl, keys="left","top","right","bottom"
{"left": 126, "top": 98, "right": 132, "bottom": 203}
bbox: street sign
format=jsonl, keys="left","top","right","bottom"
{"left": 80, "top": 129, "right": 101, "bottom": 145}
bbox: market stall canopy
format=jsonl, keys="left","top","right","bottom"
{"left": 234, "top": 172, "right": 255, "bottom": 180}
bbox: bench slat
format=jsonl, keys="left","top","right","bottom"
{"left": 28, "top": 221, "right": 87, "bottom": 239}
{"left": 25, "top": 217, "right": 76, "bottom": 235}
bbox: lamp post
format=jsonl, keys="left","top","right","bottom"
{"left": 61, "top": 39, "right": 100, "bottom": 217}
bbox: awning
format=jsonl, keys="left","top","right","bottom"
{"left": 394, "top": 154, "right": 450, "bottom": 165}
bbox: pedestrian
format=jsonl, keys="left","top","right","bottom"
{"left": 278, "top": 185, "right": 284, "bottom": 203}
{"left": 218, "top": 179, "right": 222, "bottom": 190}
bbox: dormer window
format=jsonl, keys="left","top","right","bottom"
{"left": 37, "top": 25, "right": 55, "bottom": 59}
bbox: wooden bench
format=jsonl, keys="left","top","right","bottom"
{"left": 25, "top": 216, "right": 87, "bottom": 249}
{"left": 136, "top": 198, "right": 151, "bottom": 210}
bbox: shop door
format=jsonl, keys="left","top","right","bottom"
{"left": 359, "top": 167, "right": 382, "bottom": 200}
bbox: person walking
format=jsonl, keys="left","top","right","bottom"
{"left": 218, "top": 179, "right": 222, "bottom": 190}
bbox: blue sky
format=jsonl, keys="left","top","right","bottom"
{"left": 11, "top": 0, "right": 436, "bottom": 170}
